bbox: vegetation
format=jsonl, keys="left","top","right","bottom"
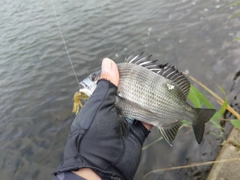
{"left": 222, "top": 1, "right": 240, "bottom": 42}
{"left": 223, "top": 1, "right": 240, "bottom": 21}
{"left": 142, "top": 75, "right": 240, "bottom": 178}
{"left": 142, "top": 1, "right": 240, "bottom": 178}
{"left": 188, "top": 75, "right": 240, "bottom": 129}
{"left": 142, "top": 1, "right": 240, "bottom": 151}
{"left": 142, "top": 75, "right": 240, "bottom": 150}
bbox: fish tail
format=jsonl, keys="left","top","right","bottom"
{"left": 192, "top": 108, "right": 216, "bottom": 144}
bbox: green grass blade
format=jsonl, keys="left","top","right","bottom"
{"left": 231, "top": 119, "right": 240, "bottom": 130}
{"left": 211, "top": 119, "right": 222, "bottom": 129}
{"left": 182, "top": 120, "right": 191, "bottom": 126}
{"left": 210, "top": 100, "right": 228, "bottom": 129}
{"left": 221, "top": 1, "right": 240, "bottom": 11}
{"left": 217, "top": 84, "right": 226, "bottom": 95}
{"left": 188, "top": 86, "right": 201, "bottom": 107}
{"left": 227, "top": 1, "right": 240, "bottom": 7}
{"left": 188, "top": 85, "right": 214, "bottom": 108}
{"left": 142, "top": 137, "right": 163, "bottom": 151}
{"left": 229, "top": 11, "right": 240, "bottom": 19}
{"left": 211, "top": 100, "right": 227, "bottom": 120}
{"left": 232, "top": 37, "right": 240, "bottom": 42}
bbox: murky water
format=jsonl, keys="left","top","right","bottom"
{"left": 0, "top": 0, "right": 240, "bottom": 179}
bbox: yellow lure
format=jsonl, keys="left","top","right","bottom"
{"left": 72, "top": 91, "right": 89, "bottom": 115}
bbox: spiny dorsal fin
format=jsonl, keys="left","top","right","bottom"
{"left": 156, "top": 64, "right": 190, "bottom": 98}
{"left": 125, "top": 52, "right": 190, "bottom": 98}
{"left": 158, "top": 120, "right": 183, "bottom": 146}
{"left": 125, "top": 52, "right": 160, "bottom": 70}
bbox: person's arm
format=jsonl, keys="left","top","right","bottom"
{"left": 72, "top": 168, "right": 101, "bottom": 180}
{"left": 54, "top": 58, "right": 152, "bottom": 180}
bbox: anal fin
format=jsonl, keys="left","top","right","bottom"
{"left": 158, "top": 121, "right": 183, "bottom": 146}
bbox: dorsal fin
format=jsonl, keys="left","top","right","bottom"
{"left": 125, "top": 52, "right": 190, "bottom": 98}
{"left": 156, "top": 64, "right": 190, "bottom": 98}
{"left": 125, "top": 52, "right": 160, "bottom": 70}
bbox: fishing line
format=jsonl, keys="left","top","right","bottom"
{"left": 50, "top": 0, "right": 80, "bottom": 88}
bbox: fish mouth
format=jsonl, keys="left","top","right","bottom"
{"left": 79, "top": 81, "right": 93, "bottom": 97}
{"left": 79, "top": 81, "right": 87, "bottom": 89}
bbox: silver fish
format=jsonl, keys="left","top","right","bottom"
{"left": 78, "top": 52, "right": 216, "bottom": 145}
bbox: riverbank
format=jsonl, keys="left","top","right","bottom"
{"left": 207, "top": 127, "right": 240, "bottom": 180}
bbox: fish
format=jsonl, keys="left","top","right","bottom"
{"left": 76, "top": 52, "right": 216, "bottom": 145}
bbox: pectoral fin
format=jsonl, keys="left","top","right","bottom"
{"left": 158, "top": 121, "right": 183, "bottom": 146}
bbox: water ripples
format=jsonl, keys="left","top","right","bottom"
{"left": 0, "top": 0, "right": 240, "bottom": 179}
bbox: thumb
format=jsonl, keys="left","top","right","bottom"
{"left": 100, "top": 58, "right": 119, "bottom": 87}
{"left": 100, "top": 58, "right": 152, "bottom": 130}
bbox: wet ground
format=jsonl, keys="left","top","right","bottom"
{"left": 0, "top": 0, "right": 240, "bottom": 179}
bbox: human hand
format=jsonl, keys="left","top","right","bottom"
{"left": 99, "top": 58, "right": 153, "bottom": 131}
{"left": 54, "top": 58, "right": 152, "bottom": 180}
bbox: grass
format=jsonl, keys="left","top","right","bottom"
{"left": 142, "top": 1, "right": 240, "bottom": 177}
{"left": 189, "top": 75, "right": 240, "bottom": 125}
{"left": 142, "top": 75, "right": 240, "bottom": 178}
{"left": 222, "top": 1, "right": 240, "bottom": 42}
{"left": 143, "top": 158, "right": 240, "bottom": 178}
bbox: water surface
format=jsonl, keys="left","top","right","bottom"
{"left": 0, "top": 0, "right": 240, "bottom": 179}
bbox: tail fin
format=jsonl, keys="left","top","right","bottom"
{"left": 192, "top": 108, "right": 216, "bottom": 144}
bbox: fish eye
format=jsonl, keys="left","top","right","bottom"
{"left": 90, "top": 73, "right": 98, "bottom": 82}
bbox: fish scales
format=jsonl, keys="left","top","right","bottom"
{"left": 119, "top": 63, "right": 186, "bottom": 117}
{"left": 117, "top": 63, "right": 194, "bottom": 125}
{"left": 77, "top": 53, "right": 216, "bottom": 144}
